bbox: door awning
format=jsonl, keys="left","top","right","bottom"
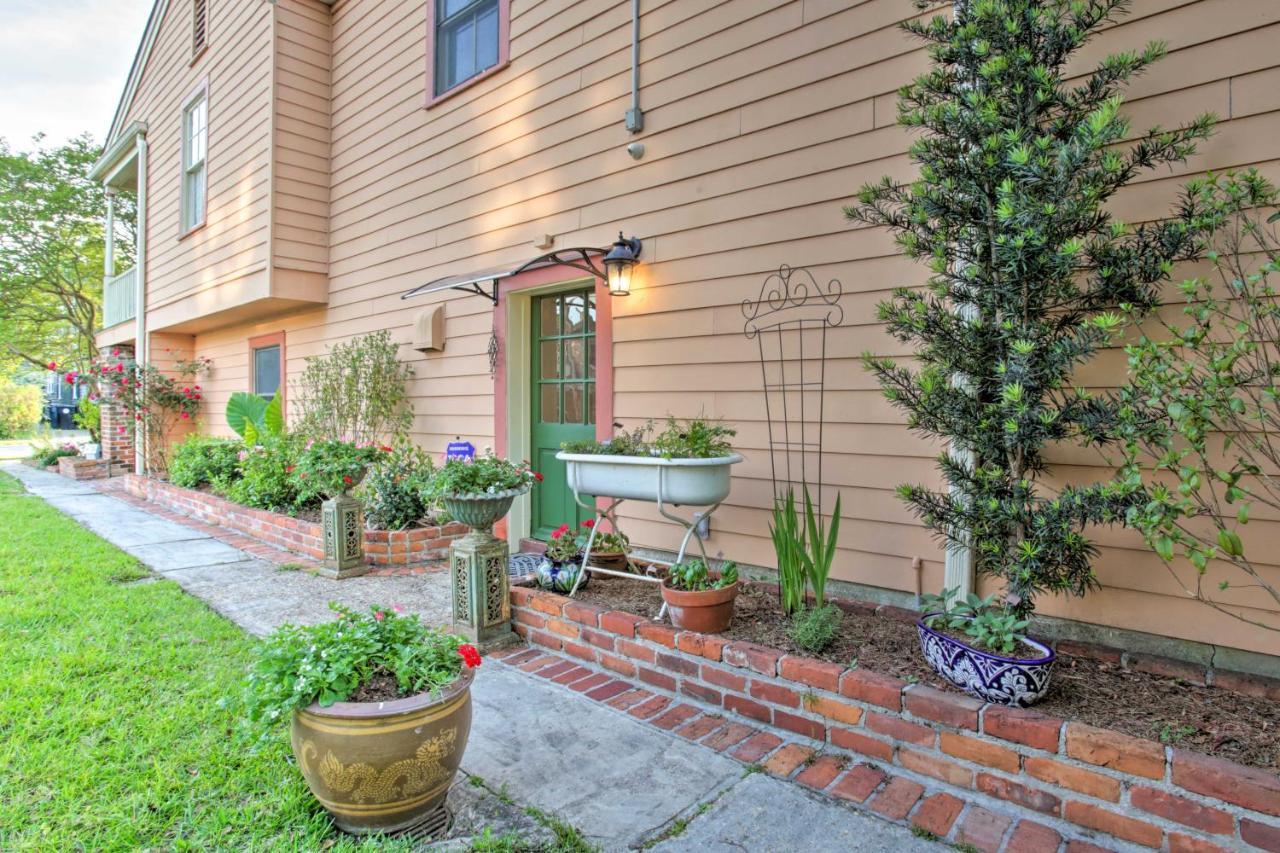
{"left": 400, "top": 247, "right": 610, "bottom": 304}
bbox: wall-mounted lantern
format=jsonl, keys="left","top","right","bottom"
{"left": 603, "top": 233, "right": 643, "bottom": 296}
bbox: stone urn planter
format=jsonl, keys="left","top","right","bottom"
{"left": 440, "top": 485, "right": 531, "bottom": 649}
{"left": 917, "top": 616, "right": 1055, "bottom": 707}
{"left": 290, "top": 667, "right": 474, "bottom": 835}
{"left": 660, "top": 578, "right": 740, "bottom": 633}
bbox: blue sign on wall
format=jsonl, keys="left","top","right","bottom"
{"left": 446, "top": 440, "right": 475, "bottom": 461}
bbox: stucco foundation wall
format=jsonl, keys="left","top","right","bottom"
{"left": 156, "top": 0, "right": 1280, "bottom": 655}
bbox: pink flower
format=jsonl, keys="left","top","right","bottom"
{"left": 180, "top": 411, "right": 190, "bottom": 420}
{"left": 118, "top": 426, "right": 125, "bottom": 435}
{"left": 392, "top": 604, "right": 405, "bottom": 614}
{"left": 47, "top": 361, "right": 56, "bottom": 370}
{"left": 374, "top": 610, "right": 385, "bottom": 621}
{"left": 111, "top": 349, "right": 119, "bottom": 357}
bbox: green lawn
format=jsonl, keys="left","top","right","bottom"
{"left": 0, "top": 469, "right": 411, "bottom": 851}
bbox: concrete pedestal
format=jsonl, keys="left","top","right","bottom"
{"left": 450, "top": 528, "right": 517, "bottom": 650}
{"left": 321, "top": 494, "right": 367, "bottom": 579}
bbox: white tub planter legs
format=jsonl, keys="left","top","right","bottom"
{"left": 556, "top": 452, "right": 744, "bottom": 614}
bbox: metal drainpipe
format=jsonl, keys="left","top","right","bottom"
{"left": 941, "top": 0, "right": 975, "bottom": 602}
{"left": 133, "top": 133, "right": 148, "bottom": 476}
{"left": 624, "top": 0, "right": 644, "bottom": 132}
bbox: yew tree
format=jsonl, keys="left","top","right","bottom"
{"left": 845, "top": 0, "right": 1215, "bottom": 616}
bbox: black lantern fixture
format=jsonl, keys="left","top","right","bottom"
{"left": 603, "top": 232, "right": 642, "bottom": 296}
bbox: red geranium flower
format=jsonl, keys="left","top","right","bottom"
{"left": 581, "top": 518, "right": 595, "bottom": 528}
{"left": 180, "top": 411, "right": 190, "bottom": 420}
{"left": 459, "top": 644, "right": 482, "bottom": 667}
{"left": 286, "top": 465, "right": 295, "bottom": 473}
{"left": 534, "top": 471, "right": 544, "bottom": 482}
{"left": 342, "top": 475, "right": 353, "bottom": 485}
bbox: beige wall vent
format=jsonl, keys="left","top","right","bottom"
{"left": 412, "top": 305, "right": 446, "bottom": 353}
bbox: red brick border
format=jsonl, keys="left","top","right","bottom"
{"left": 116, "top": 474, "right": 468, "bottom": 567}
{"left": 509, "top": 585, "right": 1280, "bottom": 852}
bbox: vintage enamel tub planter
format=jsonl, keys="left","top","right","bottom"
{"left": 916, "top": 616, "right": 1056, "bottom": 707}
{"left": 557, "top": 452, "right": 744, "bottom": 506}
{"left": 291, "top": 667, "right": 475, "bottom": 834}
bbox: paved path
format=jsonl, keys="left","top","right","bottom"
{"left": 5, "top": 461, "right": 933, "bottom": 852}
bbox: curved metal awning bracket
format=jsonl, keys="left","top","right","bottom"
{"left": 401, "top": 247, "right": 609, "bottom": 304}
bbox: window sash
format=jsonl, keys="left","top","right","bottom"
{"left": 182, "top": 96, "right": 207, "bottom": 230}
{"left": 434, "top": 0, "right": 499, "bottom": 95}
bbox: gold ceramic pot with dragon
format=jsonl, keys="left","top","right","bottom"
{"left": 290, "top": 667, "right": 474, "bottom": 834}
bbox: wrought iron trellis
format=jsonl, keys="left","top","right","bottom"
{"left": 741, "top": 264, "right": 845, "bottom": 508}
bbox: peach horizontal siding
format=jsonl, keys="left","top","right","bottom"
{"left": 134, "top": 0, "right": 1280, "bottom": 654}
{"left": 121, "top": 0, "right": 276, "bottom": 312}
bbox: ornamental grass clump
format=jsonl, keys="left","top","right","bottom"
{"left": 846, "top": 0, "right": 1217, "bottom": 618}
{"left": 239, "top": 602, "right": 479, "bottom": 734}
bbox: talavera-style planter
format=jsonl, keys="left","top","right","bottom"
{"left": 321, "top": 494, "right": 366, "bottom": 579}
{"left": 917, "top": 616, "right": 1055, "bottom": 707}
{"left": 441, "top": 486, "right": 529, "bottom": 650}
{"left": 291, "top": 667, "right": 474, "bottom": 834}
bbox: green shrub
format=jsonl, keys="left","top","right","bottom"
{"left": 31, "top": 441, "right": 79, "bottom": 467}
{"left": 294, "top": 330, "right": 414, "bottom": 444}
{"left": 217, "top": 434, "right": 309, "bottom": 513}
{"left": 73, "top": 397, "right": 101, "bottom": 442}
{"left": 168, "top": 435, "right": 243, "bottom": 489}
{"left": 361, "top": 442, "right": 436, "bottom": 530}
{"left": 790, "top": 603, "right": 842, "bottom": 654}
{"left": 0, "top": 379, "right": 41, "bottom": 440}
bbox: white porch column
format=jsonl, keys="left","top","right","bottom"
{"left": 104, "top": 190, "right": 116, "bottom": 281}
{"left": 133, "top": 135, "right": 148, "bottom": 476}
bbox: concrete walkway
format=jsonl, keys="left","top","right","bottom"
{"left": 5, "top": 462, "right": 932, "bottom": 852}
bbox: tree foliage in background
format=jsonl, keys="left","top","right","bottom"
{"left": 0, "top": 378, "right": 42, "bottom": 439}
{"left": 294, "top": 331, "right": 414, "bottom": 445}
{"left": 0, "top": 136, "right": 132, "bottom": 376}
{"left": 845, "top": 0, "right": 1215, "bottom": 617}
{"left": 1119, "top": 171, "right": 1280, "bottom": 633}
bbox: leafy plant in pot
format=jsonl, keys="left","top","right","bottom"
{"left": 660, "top": 559, "right": 739, "bottom": 633}
{"left": 534, "top": 523, "right": 587, "bottom": 594}
{"left": 294, "top": 439, "right": 390, "bottom": 578}
{"left": 846, "top": 1, "right": 1217, "bottom": 704}
{"left": 237, "top": 603, "right": 482, "bottom": 835}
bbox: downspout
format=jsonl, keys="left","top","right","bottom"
{"left": 624, "top": 0, "right": 643, "bottom": 132}
{"left": 942, "top": 0, "right": 975, "bottom": 601}
{"left": 133, "top": 133, "right": 149, "bottom": 476}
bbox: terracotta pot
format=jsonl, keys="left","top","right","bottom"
{"left": 290, "top": 667, "right": 474, "bottom": 835}
{"left": 586, "top": 550, "right": 628, "bottom": 572}
{"left": 660, "top": 579, "right": 739, "bottom": 633}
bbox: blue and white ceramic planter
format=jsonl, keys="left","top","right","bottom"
{"left": 534, "top": 557, "right": 588, "bottom": 594}
{"left": 917, "top": 616, "right": 1055, "bottom": 707}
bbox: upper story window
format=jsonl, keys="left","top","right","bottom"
{"left": 192, "top": 0, "right": 208, "bottom": 56}
{"left": 181, "top": 89, "right": 207, "bottom": 234}
{"left": 433, "top": 0, "right": 503, "bottom": 98}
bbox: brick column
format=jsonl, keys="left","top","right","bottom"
{"left": 100, "top": 398, "right": 135, "bottom": 474}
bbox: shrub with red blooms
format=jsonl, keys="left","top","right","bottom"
{"left": 88, "top": 354, "right": 212, "bottom": 473}
{"left": 292, "top": 438, "right": 389, "bottom": 501}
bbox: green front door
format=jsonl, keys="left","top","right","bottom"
{"left": 530, "top": 288, "right": 597, "bottom": 540}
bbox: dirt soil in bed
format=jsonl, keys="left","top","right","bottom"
{"left": 571, "top": 575, "right": 1280, "bottom": 773}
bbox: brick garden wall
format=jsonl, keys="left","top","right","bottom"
{"left": 510, "top": 585, "right": 1280, "bottom": 852}
{"left": 121, "top": 474, "right": 467, "bottom": 567}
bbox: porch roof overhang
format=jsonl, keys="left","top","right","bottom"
{"left": 400, "top": 247, "right": 609, "bottom": 305}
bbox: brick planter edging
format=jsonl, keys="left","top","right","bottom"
{"left": 511, "top": 585, "right": 1280, "bottom": 852}
{"left": 122, "top": 474, "right": 468, "bottom": 567}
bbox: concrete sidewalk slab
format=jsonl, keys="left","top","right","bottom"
{"left": 648, "top": 771, "right": 935, "bottom": 852}
{"left": 466, "top": 665, "right": 743, "bottom": 851}
{"left": 127, "top": 538, "right": 249, "bottom": 569}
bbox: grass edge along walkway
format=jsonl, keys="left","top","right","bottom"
{"left": 0, "top": 468, "right": 416, "bottom": 851}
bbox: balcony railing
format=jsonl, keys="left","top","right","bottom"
{"left": 103, "top": 267, "right": 137, "bottom": 329}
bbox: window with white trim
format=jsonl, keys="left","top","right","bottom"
{"left": 181, "top": 92, "right": 207, "bottom": 233}
{"left": 434, "top": 0, "right": 500, "bottom": 96}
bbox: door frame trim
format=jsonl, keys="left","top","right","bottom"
{"left": 495, "top": 268, "right": 614, "bottom": 548}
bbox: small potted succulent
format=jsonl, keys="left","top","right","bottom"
{"left": 534, "top": 523, "right": 588, "bottom": 593}
{"left": 239, "top": 603, "right": 482, "bottom": 835}
{"left": 294, "top": 440, "right": 391, "bottom": 578}
{"left": 917, "top": 589, "right": 1055, "bottom": 707}
{"left": 660, "top": 558, "right": 739, "bottom": 633}
{"left": 578, "top": 518, "right": 630, "bottom": 571}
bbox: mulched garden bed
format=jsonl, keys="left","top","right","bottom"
{"left": 572, "top": 573, "right": 1280, "bottom": 773}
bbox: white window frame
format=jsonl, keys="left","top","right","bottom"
{"left": 181, "top": 86, "right": 208, "bottom": 235}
